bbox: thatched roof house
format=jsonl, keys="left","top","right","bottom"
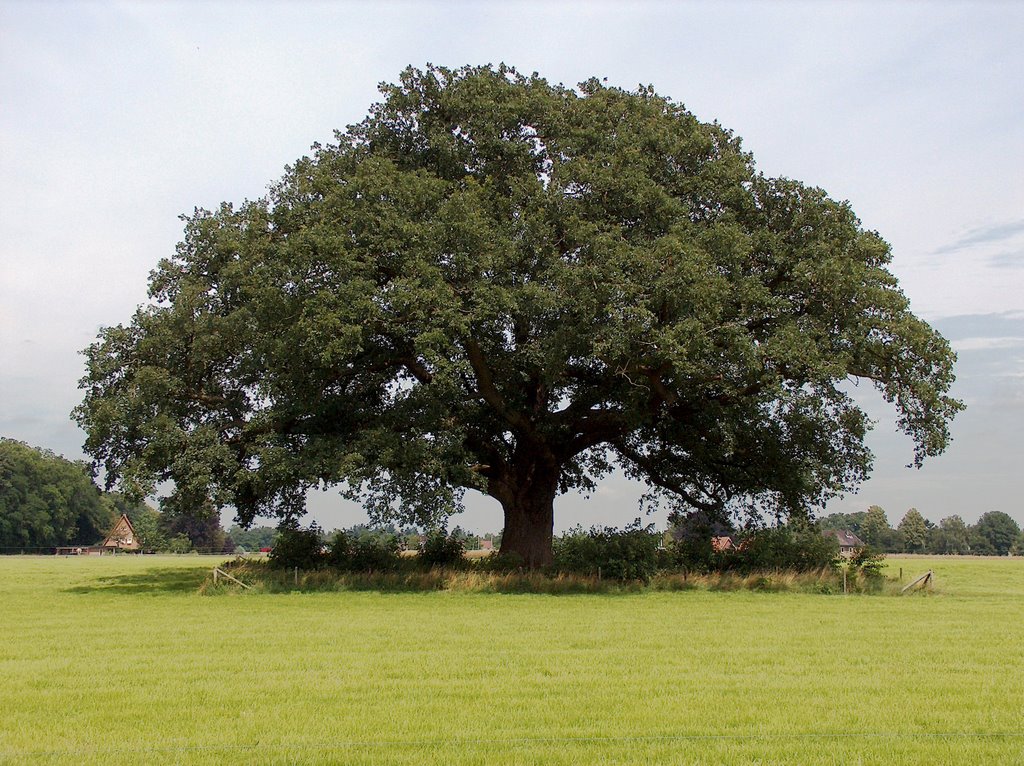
{"left": 711, "top": 536, "right": 734, "bottom": 552}
{"left": 100, "top": 513, "right": 141, "bottom": 551}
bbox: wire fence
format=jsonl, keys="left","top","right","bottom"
{"left": 0, "top": 547, "right": 244, "bottom": 556}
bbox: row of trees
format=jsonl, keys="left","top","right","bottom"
{"left": 0, "top": 438, "right": 231, "bottom": 553}
{"left": 819, "top": 506, "right": 1023, "bottom": 556}
{"left": 0, "top": 439, "right": 111, "bottom": 550}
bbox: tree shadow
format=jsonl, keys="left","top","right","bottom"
{"left": 65, "top": 567, "right": 209, "bottom": 595}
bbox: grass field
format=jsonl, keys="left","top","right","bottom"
{"left": 1, "top": 555, "right": 1022, "bottom": 764}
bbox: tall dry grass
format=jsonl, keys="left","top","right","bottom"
{"left": 203, "top": 560, "right": 899, "bottom": 595}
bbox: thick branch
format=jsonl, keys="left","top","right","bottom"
{"left": 463, "top": 338, "right": 537, "bottom": 436}
{"left": 560, "top": 409, "right": 630, "bottom": 457}
{"left": 186, "top": 391, "right": 232, "bottom": 407}
{"left": 637, "top": 362, "right": 679, "bottom": 414}
{"left": 613, "top": 441, "right": 722, "bottom": 513}
{"left": 403, "top": 358, "right": 434, "bottom": 384}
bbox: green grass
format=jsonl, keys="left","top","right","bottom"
{"left": 1, "top": 555, "right": 1022, "bottom": 764}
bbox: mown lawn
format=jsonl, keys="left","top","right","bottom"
{"left": 1, "top": 554, "right": 1022, "bottom": 764}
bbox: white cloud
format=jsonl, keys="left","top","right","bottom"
{"left": 934, "top": 220, "right": 1024, "bottom": 254}
{"left": 951, "top": 337, "right": 1024, "bottom": 352}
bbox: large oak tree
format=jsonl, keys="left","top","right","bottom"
{"left": 75, "top": 65, "right": 962, "bottom": 566}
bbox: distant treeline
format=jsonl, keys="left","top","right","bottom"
{"left": 1, "top": 438, "right": 230, "bottom": 554}
{"left": 818, "top": 506, "right": 1023, "bottom": 556}
{"left": 0, "top": 438, "right": 503, "bottom": 554}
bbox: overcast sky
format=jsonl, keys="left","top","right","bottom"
{"left": 1, "top": 1, "right": 1022, "bottom": 533}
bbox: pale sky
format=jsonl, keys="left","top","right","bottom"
{"left": 1, "top": 1, "right": 1022, "bottom": 533}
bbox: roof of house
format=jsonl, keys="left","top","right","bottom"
{"left": 100, "top": 513, "right": 141, "bottom": 550}
{"left": 824, "top": 529, "right": 864, "bottom": 548}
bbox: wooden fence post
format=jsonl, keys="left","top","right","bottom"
{"left": 211, "top": 568, "right": 251, "bottom": 589}
{"left": 901, "top": 570, "right": 934, "bottom": 594}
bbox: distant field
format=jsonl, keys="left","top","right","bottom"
{"left": 1, "top": 555, "right": 1022, "bottom": 765}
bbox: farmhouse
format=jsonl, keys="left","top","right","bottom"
{"left": 100, "top": 513, "right": 141, "bottom": 551}
{"left": 824, "top": 529, "right": 864, "bottom": 557}
{"left": 55, "top": 514, "right": 141, "bottom": 555}
{"left": 710, "top": 536, "right": 734, "bottom": 552}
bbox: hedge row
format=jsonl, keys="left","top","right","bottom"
{"left": 268, "top": 521, "right": 884, "bottom": 584}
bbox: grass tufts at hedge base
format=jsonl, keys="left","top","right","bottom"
{"left": 202, "top": 559, "right": 905, "bottom": 596}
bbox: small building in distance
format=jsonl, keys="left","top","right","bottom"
{"left": 99, "top": 513, "right": 141, "bottom": 552}
{"left": 56, "top": 514, "right": 141, "bottom": 555}
{"left": 710, "top": 536, "right": 734, "bottom": 553}
{"left": 824, "top": 529, "right": 864, "bottom": 557}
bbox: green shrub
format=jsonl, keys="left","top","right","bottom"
{"left": 268, "top": 523, "right": 325, "bottom": 570}
{"left": 324, "top": 527, "right": 404, "bottom": 572}
{"left": 352, "top": 533, "right": 401, "bottom": 572}
{"left": 847, "top": 546, "right": 886, "bottom": 589}
{"left": 553, "top": 521, "right": 660, "bottom": 582}
{"left": 419, "top": 528, "right": 466, "bottom": 569}
{"left": 664, "top": 519, "right": 841, "bottom": 574}
{"left": 475, "top": 550, "right": 525, "bottom": 572}
{"left": 166, "top": 533, "right": 193, "bottom": 555}
{"left": 326, "top": 528, "right": 402, "bottom": 573}
{"left": 325, "top": 530, "right": 354, "bottom": 570}
{"left": 553, "top": 527, "right": 601, "bottom": 574}
{"left": 664, "top": 511, "right": 735, "bottom": 573}
{"left": 738, "top": 523, "right": 840, "bottom": 573}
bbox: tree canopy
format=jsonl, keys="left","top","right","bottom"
{"left": 0, "top": 438, "right": 113, "bottom": 550}
{"left": 75, "top": 64, "right": 962, "bottom": 566}
{"left": 971, "top": 511, "right": 1021, "bottom": 556}
{"left": 930, "top": 514, "right": 970, "bottom": 555}
{"left": 897, "top": 508, "right": 928, "bottom": 552}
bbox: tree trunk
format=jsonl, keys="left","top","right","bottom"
{"left": 489, "top": 459, "right": 559, "bottom": 568}
{"left": 499, "top": 492, "right": 556, "bottom": 568}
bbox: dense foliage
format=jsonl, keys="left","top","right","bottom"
{"left": 0, "top": 439, "right": 113, "bottom": 550}
{"left": 553, "top": 521, "right": 662, "bottom": 582}
{"left": 665, "top": 508, "right": 735, "bottom": 571}
{"left": 970, "top": 511, "right": 1021, "bottom": 556}
{"left": 327, "top": 527, "right": 403, "bottom": 572}
{"left": 897, "top": 508, "right": 928, "bottom": 553}
{"left": 666, "top": 517, "right": 840, "bottom": 574}
{"left": 731, "top": 523, "right": 840, "bottom": 573}
{"left": 268, "top": 522, "right": 325, "bottom": 570}
{"left": 75, "top": 64, "right": 962, "bottom": 566}
{"left": 227, "top": 524, "right": 279, "bottom": 552}
{"left": 159, "top": 502, "right": 231, "bottom": 553}
{"left": 419, "top": 528, "right": 467, "bottom": 569}
{"left": 0, "top": 438, "right": 233, "bottom": 553}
